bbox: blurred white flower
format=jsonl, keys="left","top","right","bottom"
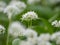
{"left": 38, "top": 33, "right": 51, "bottom": 42}
{"left": 20, "top": 40, "right": 33, "bottom": 45}
{"left": 27, "top": 0, "right": 40, "bottom": 5}
{"left": 4, "top": 5, "right": 20, "bottom": 19}
{"left": 49, "top": 0, "right": 60, "bottom": 5}
{"left": 51, "top": 32, "right": 60, "bottom": 45}
{"left": 8, "top": 21, "right": 26, "bottom": 37}
{"left": 10, "top": 0, "right": 26, "bottom": 10}
{"left": 12, "top": 0, "right": 19, "bottom": 1}
{"left": 24, "top": 28, "right": 37, "bottom": 38}
{"left": 52, "top": 20, "right": 60, "bottom": 27}
{"left": 51, "top": 31, "right": 60, "bottom": 41}
{"left": 0, "top": 25, "right": 5, "bottom": 34}
{"left": 21, "top": 11, "right": 38, "bottom": 21}
{"left": 38, "top": 41, "right": 52, "bottom": 45}
{"left": 4, "top": 0, "right": 26, "bottom": 19}
{"left": 56, "top": 37, "right": 60, "bottom": 45}
{"left": 27, "top": 37, "right": 38, "bottom": 45}
{"left": 0, "top": 1, "right": 6, "bottom": 12}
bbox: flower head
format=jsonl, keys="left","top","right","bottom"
{"left": 24, "top": 28, "right": 37, "bottom": 38}
{"left": 38, "top": 33, "right": 51, "bottom": 42}
{"left": 0, "top": 1, "right": 6, "bottom": 12}
{"left": 0, "top": 25, "right": 5, "bottom": 34}
{"left": 27, "top": 37, "right": 38, "bottom": 45}
{"left": 10, "top": 0, "right": 26, "bottom": 10}
{"left": 51, "top": 31, "right": 60, "bottom": 41}
{"left": 51, "top": 31, "right": 60, "bottom": 45}
{"left": 4, "top": 0, "right": 26, "bottom": 19}
{"left": 52, "top": 20, "right": 60, "bottom": 27}
{"left": 27, "top": 0, "right": 40, "bottom": 5}
{"left": 4, "top": 5, "right": 20, "bottom": 19}
{"left": 38, "top": 41, "right": 52, "bottom": 45}
{"left": 20, "top": 40, "right": 33, "bottom": 45}
{"left": 8, "top": 21, "right": 26, "bottom": 37}
{"left": 21, "top": 11, "right": 38, "bottom": 21}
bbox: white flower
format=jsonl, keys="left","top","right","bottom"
{"left": 4, "top": 0, "right": 26, "bottom": 19}
{"left": 0, "top": 1, "right": 6, "bottom": 12}
{"left": 12, "top": 0, "right": 19, "bottom": 1}
{"left": 56, "top": 37, "right": 60, "bottom": 45}
{"left": 22, "top": 11, "right": 38, "bottom": 21}
{"left": 51, "top": 31, "right": 60, "bottom": 41}
{"left": 27, "top": 0, "right": 40, "bottom": 5}
{"left": 24, "top": 28, "right": 37, "bottom": 38}
{"left": 8, "top": 21, "right": 26, "bottom": 37}
{"left": 20, "top": 40, "right": 33, "bottom": 45}
{"left": 4, "top": 5, "right": 20, "bottom": 19}
{"left": 27, "top": 37, "right": 38, "bottom": 45}
{"left": 52, "top": 20, "right": 60, "bottom": 27}
{"left": 9, "top": 0, "right": 26, "bottom": 10}
{"left": 38, "top": 41, "right": 52, "bottom": 45}
{"left": 0, "top": 25, "right": 5, "bottom": 34}
{"left": 38, "top": 33, "right": 51, "bottom": 42}
{"left": 49, "top": 0, "right": 56, "bottom": 4}
{"left": 51, "top": 0, "right": 60, "bottom": 4}
{"left": 51, "top": 32, "right": 60, "bottom": 45}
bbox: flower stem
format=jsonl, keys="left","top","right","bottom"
{"left": 6, "top": 18, "right": 11, "bottom": 45}
{"left": 28, "top": 20, "right": 30, "bottom": 28}
{"left": 30, "top": 20, "right": 32, "bottom": 28}
{"left": 27, "top": 20, "right": 32, "bottom": 28}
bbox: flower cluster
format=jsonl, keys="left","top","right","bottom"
{"left": 12, "top": 29, "right": 60, "bottom": 45}
{"left": 8, "top": 21, "right": 26, "bottom": 37}
{"left": 21, "top": 11, "right": 38, "bottom": 21}
{"left": 0, "top": 25, "right": 5, "bottom": 34}
{"left": 10, "top": 21, "right": 60, "bottom": 45}
{"left": 27, "top": 0, "right": 40, "bottom": 5}
{"left": 52, "top": 20, "right": 60, "bottom": 27}
{"left": 0, "top": 0, "right": 26, "bottom": 19}
{"left": 0, "top": 1, "right": 6, "bottom": 12}
{"left": 51, "top": 31, "right": 60, "bottom": 45}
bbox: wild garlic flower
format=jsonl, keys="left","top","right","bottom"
{"left": 38, "top": 33, "right": 51, "bottom": 42}
{"left": 38, "top": 41, "right": 52, "bottom": 45}
{"left": 51, "top": 31, "right": 60, "bottom": 41}
{"left": 21, "top": 11, "right": 38, "bottom": 21}
{"left": 0, "top": 1, "right": 6, "bottom": 12}
{"left": 27, "top": 0, "right": 40, "bottom": 5}
{"left": 24, "top": 28, "right": 37, "bottom": 38}
{"left": 56, "top": 37, "right": 60, "bottom": 45}
{"left": 4, "top": 5, "right": 20, "bottom": 19}
{"left": 49, "top": 0, "right": 60, "bottom": 4}
{"left": 4, "top": 0, "right": 26, "bottom": 19}
{"left": 0, "top": 25, "right": 5, "bottom": 34}
{"left": 51, "top": 32, "right": 60, "bottom": 45}
{"left": 8, "top": 21, "right": 26, "bottom": 37}
{"left": 12, "top": 0, "right": 19, "bottom": 1}
{"left": 27, "top": 37, "right": 38, "bottom": 45}
{"left": 52, "top": 20, "right": 60, "bottom": 27}
{"left": 9, "top": 0, "right": 26, "bottom": 10}
{"left": 20, "top": 40, "right": 33, "bottom": 45}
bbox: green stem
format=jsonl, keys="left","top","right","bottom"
{"left": 30, "top": 20, "right": 32, "bottom": 28}
{"left": 28, "top": 20, "right": 29, "bottom": 28}
{"left": 6, "top": 18, "right": 11, "bottom": 45}
{"left": 27, "top": 20, "right": 32, "bottom": 28}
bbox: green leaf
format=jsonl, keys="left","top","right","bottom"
{"left": 26, "top": 5, "right": 53, "bottom": 19}
{"left": 40, "top": 18, "right": 54, "bottom": 34}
